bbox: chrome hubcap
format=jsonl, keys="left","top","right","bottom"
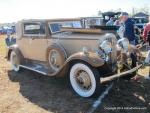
{"left": 75, "top": 70, "right": 91, "bottom": 90}
{"left": 50, "top": 51, "right": 57, "bottom": 66}
{"left": 49, "top": 50, "right": 61, "bottom": 71}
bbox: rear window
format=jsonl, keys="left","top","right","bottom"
{"left": 24, "top": 22, "right": 45, "bottom": 35}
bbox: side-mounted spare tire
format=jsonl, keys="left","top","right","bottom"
{"left": 47, "top": 44, "right": 68, "bottom": 76}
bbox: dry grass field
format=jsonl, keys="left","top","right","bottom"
{"left": 0, "top": 35, "right": 150, "bottom": 113}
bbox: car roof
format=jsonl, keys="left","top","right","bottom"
{"left": 20, "top": 18, "right": 81, "bottom": 23}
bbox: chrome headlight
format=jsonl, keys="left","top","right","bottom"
{"left": 99, "top": 40, "right": 112, "bottom": 54}
{"left": 117, "top": 38, "right": 129, "bottom": 52}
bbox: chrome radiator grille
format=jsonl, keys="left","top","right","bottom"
{"left": 111, "top": 37, "right": 117, "bottom": 64}
{"left": 105, "top": 34, "right": 117, "bottom": 64}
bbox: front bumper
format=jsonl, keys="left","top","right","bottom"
{"left": 100, "top": 64, "right": 142, "bottom": 84}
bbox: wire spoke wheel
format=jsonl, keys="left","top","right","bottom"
{"left": 70, "top": 63, "right": 100, "bottom": 97}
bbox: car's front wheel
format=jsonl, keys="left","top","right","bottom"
{"left": 10, "top": 51, "right": 20, "bottom": 72}
{"left": 69, "top": 63, "right": 101, "bottom": 98}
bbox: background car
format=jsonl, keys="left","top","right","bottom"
{"left": 132, "top": 17, "right": 148, "bottom": 30}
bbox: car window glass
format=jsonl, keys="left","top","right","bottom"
{"left": 62, "top": 22, "right": 73, "bottom": 28}
{"left": 72, "top": 21, "right": 82, "bottom": 28}
{"left": 134, "top": 18, "right": 148, "bottom": 24}
{"left": 24, "top": 22, "right": 45, "bottom": 35}
{"left": 61, "top": 21, "right": 82, "bottom": 28}
{"left": 50, "top": 23, "right": 61, "bottom": 33}
{"left": 49, "top": 21, "right": 82, "bottom": 34}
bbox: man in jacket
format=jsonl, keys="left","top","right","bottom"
{"left": 120, "top": 12, "right": 136, "bottom": 45}
{"left": 143, "top": 17, "right": 150, "bottom": 63}
{"left": 143, "top": 17, "right": 150, "bottom": 44}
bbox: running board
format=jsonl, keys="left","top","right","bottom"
{"left": 20, "top": 64, "right": 50, "bottom": 75}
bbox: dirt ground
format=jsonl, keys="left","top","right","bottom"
{"left": 0, "top": 35, "right": 150, "bottom": 113}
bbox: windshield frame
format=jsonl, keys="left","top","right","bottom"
{"left": 48, "top": 21, "right": 83, "bottom": 34}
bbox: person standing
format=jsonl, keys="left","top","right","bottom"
{"left": 118, "top": 22, "right": 125, "bottom": 39}
{"left": 114, "top": 19, "right": 121, "bottom": 26}
{"left": 143, "top": 16, "right": 150, "bottom": 64}
{"left": 5, "top": 32, "right": 11, "bottom": 47}
{"left": 120, "top": 12, "right": 136, "bottom": 45}
{"left": 106, "top": 17, "right": 114, "bottom": 26}
{"left": 143, "top": 17, "right": 150, "bottom": 44}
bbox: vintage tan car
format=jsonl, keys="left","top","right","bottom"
{"left": 7, "top": 18, "right": 143, "bottom": 98}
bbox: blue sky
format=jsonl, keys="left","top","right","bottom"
{"left": 0, "top": 0, "right": 150, "bottom": 23}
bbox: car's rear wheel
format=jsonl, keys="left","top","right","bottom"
{"left": 10, "top": 51, "right": 20, "bottom": 72}
{"left": 69, "top": 63, "right": 101, "bottom": 98}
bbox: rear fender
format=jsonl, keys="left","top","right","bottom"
{"left": 7, "top": 44, "right": 24, "bottom": 64}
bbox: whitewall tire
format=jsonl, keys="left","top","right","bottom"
{"left": 70, "top": 63, "right": 100, "bottom": 98}
{"left": 10, "top": 51, "right": 20, "bottom": 72}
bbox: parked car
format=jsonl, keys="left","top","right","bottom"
{"left": 102, "top": 12, "right": 121, "bottom": 24}
{"left": 7, "top": 18, "right": 143, "bottom": 98}
{"left": 0, "top": 27, "right": 4, "bottom": 34}
{"left": 1, "top": 26, "right": 15, "bottom": 34}
{"left": 80, "top": 17, "right": 104, "bottom": 28}
{"left": 132, "top": 17, "right": 148, "bottom": 30}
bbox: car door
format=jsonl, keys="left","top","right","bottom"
{"left": 22, "top": 21, "right": 48, "bottom": 61}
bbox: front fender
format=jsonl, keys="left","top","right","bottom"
{"left": 66, "top": 52, "right": 105, "bottom": 67}
{"left": 47, "top": 52, "right": 105, "bottom": 76}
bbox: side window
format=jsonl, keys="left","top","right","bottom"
{"left": 24, "top": 22, "right": 45, "bottom": 35}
